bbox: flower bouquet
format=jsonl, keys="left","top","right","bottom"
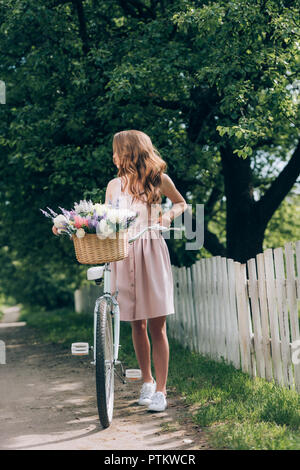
{"left": 41, "top": 200, "right": 138, "bottom": 264}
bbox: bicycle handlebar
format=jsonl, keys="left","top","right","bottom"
{"left": 128, "top": 223, "right": 185, "bottom": 244}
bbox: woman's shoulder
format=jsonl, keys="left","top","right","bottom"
{"left": 105, "top": 177, "right": 121, "bottom": 204}
{"left": 109, "top": 176, "right": 120, "bottom": 183}
{"left": 107, "top": 177, "right": 121, "bottom": 188}
{"left": 160, "top": 173, "right": 173, "bottom": 190}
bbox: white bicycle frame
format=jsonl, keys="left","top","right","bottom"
{"left": 91, "top": 223, "right": 184, "bottom": 367}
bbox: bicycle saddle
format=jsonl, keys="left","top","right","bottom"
{"left": 87, "top": 266, "right": 105, "bottom": 281}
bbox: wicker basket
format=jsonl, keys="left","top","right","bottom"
{"left": 72, "top": 231, "right": 128, "bottom": 265}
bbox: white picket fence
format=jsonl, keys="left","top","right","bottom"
{"left": 167, "top": 240, "right": 300, "bottom": 393}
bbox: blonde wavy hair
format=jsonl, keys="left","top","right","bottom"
{"left": 112, "top": 130, "right": 167, "bottom": 207}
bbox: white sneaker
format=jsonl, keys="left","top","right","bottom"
{"left": 148, "top": 391, "right": 167, "bottom": 412}
{"left": 138, "top": 379, "right": 156, "bottom": 405}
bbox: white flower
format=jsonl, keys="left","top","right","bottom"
{"left": 118, "top": 209, "right": 136, "bottom": 223}
{"left": 106, "top": 208, "right": 119, "bottom": 224}
{"left": 76, "top": 228, "right": 86, "bottom": 239}
{"left": 94, "top": 203, "right": 107, "bottom": 217}
{"left": 54, "top": 214, "right": 68, "bottom": 228}
{"left": 74, "top": 200, "right": 95, "bottom": 214}
{"left": 57, "top": 228, "right": 69, "bottom": 235}
{"left": 106, "top": 208, "right": 136, "bottom": 225}
{"left": 96, "top": 219, "right": 115, "bottom": 238}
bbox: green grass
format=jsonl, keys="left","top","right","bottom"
{"left": 20, "top": 306, "right": 93, "bottom": 346}
{"left": 167, "top": 345, "right": 300, "bottom": 450}
{"left": 20, "top": 306, "right": 300, "bottom": 450}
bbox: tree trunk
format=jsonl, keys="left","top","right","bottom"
{"left": 220, "top": 140, "right": 300, "bottom": 262}
{"left": 220, "top": 144, "right": 267, "bottom": 263}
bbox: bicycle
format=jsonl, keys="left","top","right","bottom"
{"left": 71, "top": 223, "right": 184, "bottom": 429}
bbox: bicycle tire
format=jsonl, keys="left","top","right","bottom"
{"left": 95, "top": 297, "right": 114, "bottom": 428}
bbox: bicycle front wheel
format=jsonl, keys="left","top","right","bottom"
{"left": 95, "top": 297, "right": 114, "bottom": 428}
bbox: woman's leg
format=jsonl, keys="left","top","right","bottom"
{"left": 148, "top": 316, "right": 169, "bottom": 396}
{"left": 131, "top": 319, "right": 154, "bottom": 383}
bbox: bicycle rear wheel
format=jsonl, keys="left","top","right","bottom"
{"left": 95, "top": 297, "right": 114, "bottom": 428}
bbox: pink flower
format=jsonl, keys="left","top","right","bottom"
{"left": 74, "top": 216, "right": 89, "bottom": 229}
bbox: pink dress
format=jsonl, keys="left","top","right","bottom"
{"left": 109, "top": 177, "right": 175, "bottom": 322}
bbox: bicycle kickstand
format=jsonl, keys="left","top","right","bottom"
{"left": 114, "top": 360, "right": 127, "bottom": 384}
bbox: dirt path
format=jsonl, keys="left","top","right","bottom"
{"left": 0, "top": 307, "right": 211, "bottom": 450}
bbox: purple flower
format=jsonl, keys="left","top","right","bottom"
{"left": 46, "top": 207, "right": 58, "bottom": 217}
{"left": 86, "top": 215, "right": 97, "bottom": 229}
{"left": 40, "top": 208, "right": 53, "bottom": 219}
{"left": 58, "top": 207, "right": 72, "bottom": 219}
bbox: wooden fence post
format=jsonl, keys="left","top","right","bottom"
{"left": 256, "top": 253, "right": 273, "bottom": 382}
{"left": 264, "top": 248, "right": 284, "bottom": 386}
{"left": 285, "top": 242, "right": 300, "bottom": 392}
{"left": 234, "top": 262, "right": 252, "bottom": 375}
{"left": 216, "top": 256, "right": 227, "bottom": 361}
{"left": 273, "top": 247, "right": 293, "bottom": 388}
{"left": 227, "top": 259, "right": 241, "bottom": 369}
{"left": 247, "top": 257, "right": 265, "bottom": 379}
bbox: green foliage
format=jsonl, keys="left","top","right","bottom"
{"left": 211, "top": 421, "right": 300, "bottom": 450}
{"left": 264, "top": 193, "right": 300, "bottom": 249}
{"left": 20, "top": 306, "right": 93, "bottom": 345}
{"left": 166, "top": 339, "right": 300, "bottom": 450}
{"left": 0, "top": 241, "right": 86, "bottom": 309}
{"left": 170, "top": 343, "right": 300, "bottom": 450}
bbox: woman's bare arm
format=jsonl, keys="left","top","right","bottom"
{"left": 105, "top": 179, "right": 116, "bottom": 205}
{"left": 159, "top": 174, "right": 188, "bottom": 226}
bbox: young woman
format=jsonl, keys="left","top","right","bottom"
{"left": 52, "top": 129, "right": 187, "bottom": 412}
{"left": 106, "top": 130, "right": 187, "bottom": 412}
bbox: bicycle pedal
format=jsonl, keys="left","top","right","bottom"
{"left": 71, "top": 342, "right": 89, "bottom": 356}
{"left": 125, "top": 369, "right": 142, "bottom": 381}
